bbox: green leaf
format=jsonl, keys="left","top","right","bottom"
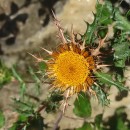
{"left": 117, "top": 117, "right": 128, "bottom": 130}
{"left": 73, "top": 92, "right": 91, "bottom": 118}
{"left": 12, "top": 67, "right": 23, "bottom": 83}
{"left": 84, "top": 1, "right": 113, "bottom": 44}
{"left": 21, "top": 83, "right": 26, "bottom": 99}
{"left": 18, "top": 114, "right": 28, "bottom": 122}
{"left": 91, "top": 85, "right": 110, "bottom": 106}
{"left": 126, "top": 10, "right": 130, "bottom": 18}
{"left": 77, "top": 122, "right": 93, "bottom": 130}
{"left": 113, "top": 42, "right": 130, "bottom": 67}
{"left": 95, "top": 114, "right": 103, "bottom": 129}
{"left": 115, "top": 10, "right": 130, "bottom": 34}
{"left": 27, "top": 115, "right": 46, "bottom": 130}
{"left": 95, "top": 72, "right": 128, "bottom": 91}
{"left": 116, "top": 107, "right": 129, "bottom": 130}
{"left": 84, "top": 18, "right": 97, "bottom": 45}
{"left": 28, "top": 66, "right": 41, "bottom": 95}
{"left": 9, "top": 123, "right": 17, "bottom": 130}
{"left": 13, "top": 98, "right": 34, "bottom": 115}
{"left": 28, "top": 66, "right": 40, "bottom": 83}
{"left": 9, "top": 114, "right": 28, "bottom": 130}
{"left": 12, "top": 67, "right": 26, "bottom": 98}
{"left": 0, "top": 62, "right": 12, "bottom": 87}
{"left": 98, "top": 28, "right": 108, "bottom": 38}
{"left": 38, "top": 62, "right": 47, "bottom": 72}
{"left": 45, "top": 91, "right": 63, "bottom": 113}
{"left": 96, "top": 1, "right": 113, "bottom": 25}
{"left": 0, "top": 111, "right": 5, "bottom": 128}
{"left": 114, "top": 59, "right": 126, "bottom": 68}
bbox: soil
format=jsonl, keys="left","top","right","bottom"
{"left": 0, "top": 0, "right": 130, "bottom": 130}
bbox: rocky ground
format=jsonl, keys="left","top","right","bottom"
{"left": 0, "top": 0, "right": 130, "bottom": 129}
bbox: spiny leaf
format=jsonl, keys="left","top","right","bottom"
{"left": 95, "top": 72, "right": 128, "bottom": 91}
{"left": 113, "top": 42, "right": 130, "bottom": 67}
{"left": 92, "top": 85, "right": 110, "bottom": 106}
{"left": 115, "top": 10, "right": 130, "bottom": 34}
{"left": 84, "top": 1, "right": 113, "bottom": 44}
{"left": 96, "top": 1, "right": 113, "bottom": 25}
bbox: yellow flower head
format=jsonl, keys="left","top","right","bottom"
{"left": 46, "top": 42, "right": 96, "bottom": 94}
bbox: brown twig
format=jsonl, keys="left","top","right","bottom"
{"left": 52, "top": 111, "right": 63, "bottom": 130}
{"left": 52, "top": 10, "right": 67, "bottom": 44}
{"left": 63, "top": 89, "right": 70, "bottom": 113}
{"left": 64, "top": 115, "right": 85, "bottom": 121}
{"left": 52, "top": 89, "right": 70, "bottom": 130}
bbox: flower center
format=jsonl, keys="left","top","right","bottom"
{"left": 54, "top": 51, "right": 90, "bottom": 86}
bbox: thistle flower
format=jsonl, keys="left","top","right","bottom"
{"left": 30, "top": 14, "right": 108, "bottom": 95}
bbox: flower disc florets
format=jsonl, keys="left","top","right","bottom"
{"left": 54, "top": 51, "right": 89, "bottom": 86}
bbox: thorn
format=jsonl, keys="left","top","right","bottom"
{"left": 90, "top": 75, "right": 96, "bottom": 78}
{"left": 97, "top": 64, "right": 111, "bottom": 69}
{"left": 28, "top": 52, "right": 47, "bottom": 63}
{"left": 56, "top": 34, "right": 65, "bottom": 43}
{"left": 89, "top": 87, "right": 97, "bottom": 98}
{"left": 66, "top": 39, "right": 71, "bottom": 42}
{"left": 51, "top": 10, "right": 67, "bottom": 44}
{"left": 63, "top": 89, "right": 70, "bottom": 114}
{"left": 71, "top": 24, "right": 76, "bottom": 44}
{"left": 40, "top": 47, "right": 52, "bottom": 55}
{"left": 80, "top": 39, "right": 85, "bottom": 50}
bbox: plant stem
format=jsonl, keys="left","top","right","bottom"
{"left": 52, "top": 111, "right": 63, "bottom": 130}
